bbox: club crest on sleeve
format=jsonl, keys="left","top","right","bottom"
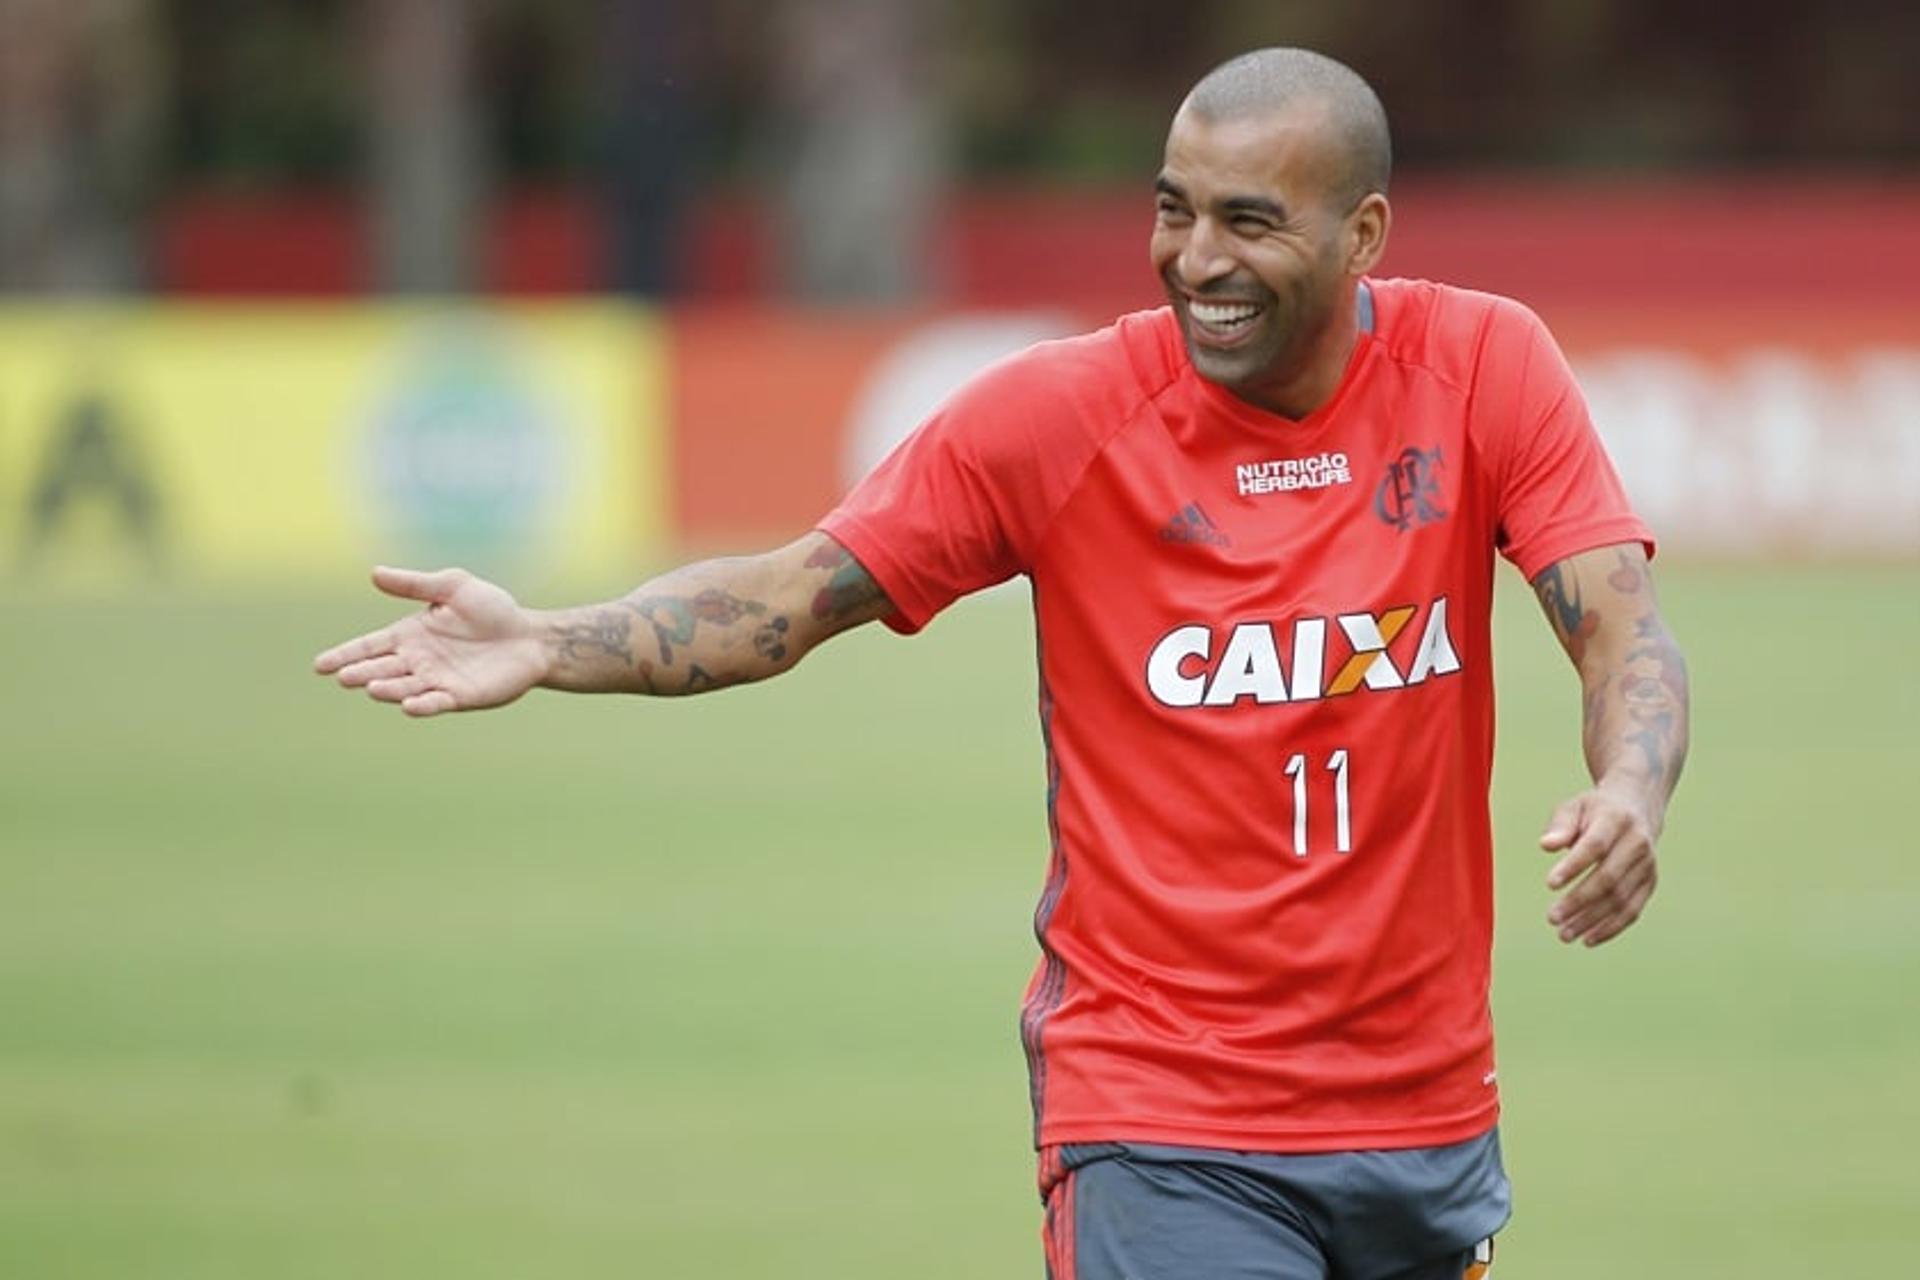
{"left": 1374, "top": 445, "right": 1448, "bottom": 531}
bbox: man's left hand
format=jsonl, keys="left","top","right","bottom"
{"left": 1538, "top": 786, "right": 1659, "bottom": 947}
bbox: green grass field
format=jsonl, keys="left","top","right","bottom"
{"left": 2, "top": 562, "right": 1916, "bottom": 1278}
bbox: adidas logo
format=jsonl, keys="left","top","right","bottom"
{"left": 1159, "top": 502, "right": 1231, "bottom": 547}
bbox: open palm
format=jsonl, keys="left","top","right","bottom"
{"left": 313, "top": 567, "right": 547, "bottom": 717}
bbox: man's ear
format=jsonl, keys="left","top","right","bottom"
{"left": 1347, "top": 193, "right": 1391, "bottom": 275}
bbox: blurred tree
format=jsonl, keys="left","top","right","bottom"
{"left": 767, "top": 0, "right": 945, "bottom": 300}
{"left": 0, "top": 0, "right": 166, "bottom": 291}
{"left": 485, "top": 0, "right": 593, "bottom": 179}
{"left": 170, "top": 0, "right": 354, "bottom": 183}
{"left": 597, "top": 0, "right": 701, "bottom": 297}
{"left": 360, "top": 0, "right": 482, "bottom": 292}
{"left": 16, "top": 0, "right": 1910, "bottom": 296}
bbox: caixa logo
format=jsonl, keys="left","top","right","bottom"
{"left": 363, "top": 325, "right": 561, "bottom": 565}
{"left": 1145, "top": 597, "right": 1461, "bottom": 707}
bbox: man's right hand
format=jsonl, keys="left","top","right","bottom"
{"left": 313, "top": 566, "right": 548, "bottom": 717}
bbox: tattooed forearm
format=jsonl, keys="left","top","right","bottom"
{"left": 804, "top": 542, "right": 886, "bottom": 622}
{"left": 1542, "top": 550, "right": 1690, "bottom": 811}
{"left": 550, "top": 609, "right": 634, "bottom": 665}
{"left": 1604, "top": 615, "right": 1690, "bottom": 791}
{"left": 625, "top": 588, "right": 768, "bottom": 665}
{"left": 539, "top": 536, "right": 882, "bottom": 698}
{"left": 595, "top": 573, "right": 803, "bottom": 695}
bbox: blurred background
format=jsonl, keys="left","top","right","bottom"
{"left": 2, "top": 2, "right": 1916, "bottom": 1277}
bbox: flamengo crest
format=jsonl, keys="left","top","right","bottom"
{"left": 1375, "top": 445, "right": 1447, "bottom": 530}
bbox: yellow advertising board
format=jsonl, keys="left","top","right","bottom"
{"left": 0, "top": 304, "right": 665, "bottom": 587}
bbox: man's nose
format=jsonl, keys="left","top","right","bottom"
{"left": 1176, "top": 218, "right": 1236, "bottom": 288}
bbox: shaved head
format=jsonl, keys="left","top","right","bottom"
{"left": 1181, "top": 48, "right": 1391, "bottom": 212}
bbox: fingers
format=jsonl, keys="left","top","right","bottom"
{"left": 332, "top": 653, "right": 409, "bottom": 689}
{"left": 401, "top": 690, "right": 459, "bottom": 717}
{"left": 371, "top": 565, "right": 468, "bottom": 606}
{"left": 338, "top": 668, "right": 461, "bottom": 718}
{"left": 365, "top": 674, "right": 435, "bottom": 706}
{"left": 1541, "top": 797, "right": 1606, "bottom": 890}
{"left": 1552, "top": 858, "right": 1656, "bottom": 945}
{"left": 1538, "top": 795, "right": 1586, "bottom": 855}
{"left": 313, "top": 626, "right": 398, "bottom": 675}
{"left": 365, "top": 675, "right": 464, "bottom": 718}
{"left": 314, "top": 566, "right": 470, "bottom": 674}
{"left": 1542, "top": 793, "right": 1658, "bottom": 946}
{"left": 1546, "top": 805, "right": 1628, "bottom": 923}
{"left": 1581, "top": 874, "right": 1657, "bottom": 947}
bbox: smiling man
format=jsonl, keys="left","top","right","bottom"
{"left": 1154, "top": 55, "right": 1391, "bottom": 418}
{"left": 317, "top": 47, "right": 1689, "bottom": 1280}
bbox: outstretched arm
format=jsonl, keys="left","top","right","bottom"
{"left": 1530, "top": 542, "right": 1690, "bottom": 946}
{"left": 313, "top": 531, "right": 893, "bottom": 716}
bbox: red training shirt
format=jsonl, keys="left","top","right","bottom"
{"left": 819, "top": 278, "right": 1653, "bottom": 1152}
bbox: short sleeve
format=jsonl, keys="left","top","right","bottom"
{"left": 817, "top": 338, "right": 1112, "bottom": 635}
{"left": 1482, "top": 300, "right": 1655, "bottom": 581}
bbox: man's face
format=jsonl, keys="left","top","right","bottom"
{"left": 1150, "top": 104, "right": 1358, "bottom": 404}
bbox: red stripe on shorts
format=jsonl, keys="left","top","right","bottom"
{"left": 1039, "top": 1163, "right": 1076, "bottom": 1280}
{"left": 1059, "top": 1168, "right": 1078, "bottom": 1280}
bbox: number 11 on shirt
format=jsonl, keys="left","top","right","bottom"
{"left": 1284, "top": 749, "right": 1351, "bottom": 855}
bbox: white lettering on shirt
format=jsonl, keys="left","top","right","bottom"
{"left": 1234, "top": 452, "right": 1352, "bottom": 496}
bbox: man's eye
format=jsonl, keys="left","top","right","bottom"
{"left": 1232, "top": 216, "right": 1273, "bottom": 232}
{"left": 1156, "top": 200, "right": 1189, "bottom": 218}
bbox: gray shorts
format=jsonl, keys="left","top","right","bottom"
{"left": 1038, "top": 1129, "right": 1508, "bottom": 1280}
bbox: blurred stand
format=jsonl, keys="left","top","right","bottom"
{"left": 0, "top": 0, "right": 165, "bottom": 292}
{"left": 1, "top": 2, "right": 1914, "bottom": 582}
{"left": 361, "top": 0, "right": 482, "bottom": 293}
{"left": 769, "top": 0, "right": 945, "bottom": 301}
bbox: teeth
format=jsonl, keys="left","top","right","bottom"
{"left": 1190, "top": 301, "right": 1260, "bottom": 326}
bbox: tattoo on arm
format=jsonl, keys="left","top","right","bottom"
{"left": 1532, "top": 561, "right": 1598, "bottom": 665}
{"left": 551, "top": 609, "right": 634, "bottom": 665}
{"left": 580, "top": 574, "right": 802, "bottom": 695}
{"left": 563, "top": 543, "right": 877, "bottom": 698}
{"left": 753, "top": 615, "right": 790, "bottom": 661}
{"left": 1607, "top": 548, "right": 1647, "bottom": 595}
{"left": 1611, "top": 613, "right": 1689, "bottom": 789}
{"left": 804, "top": 542, "right": 886, "bottom": 622}
{"left": 626, "top": 588, "right": 767, "bottom": 665}
{"left": 1541, "top": 549, "right": 1690, "bottom": 800}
